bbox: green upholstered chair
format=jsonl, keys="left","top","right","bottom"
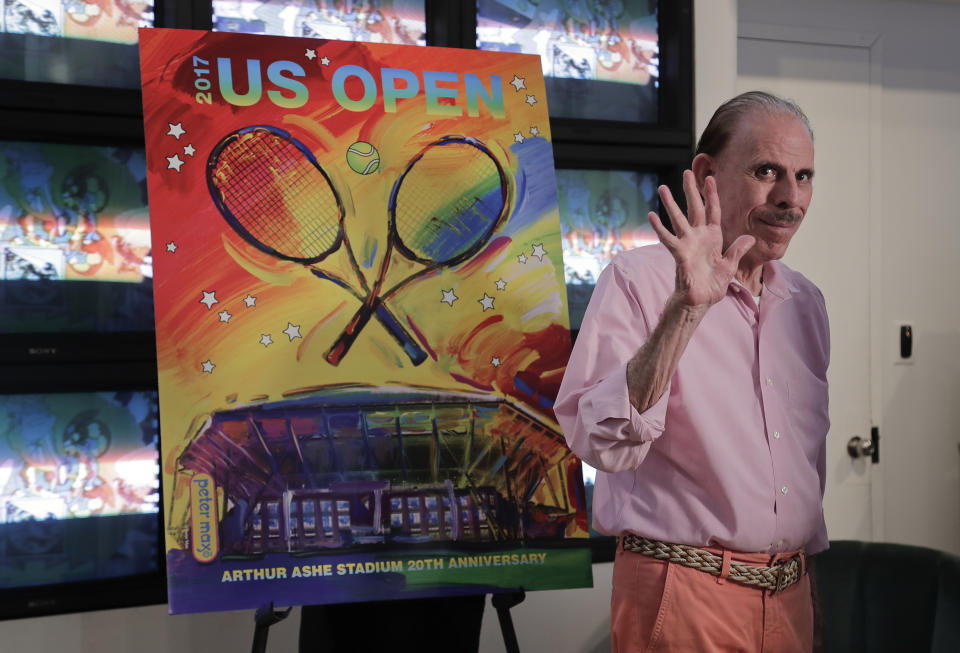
{"left": 814, "top": 540, "right": 960, "bottom": 653}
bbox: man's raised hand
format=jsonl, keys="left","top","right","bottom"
{"left": 648, "top": 170, "right": 755, "bottom": 308}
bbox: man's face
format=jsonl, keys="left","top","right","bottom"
{"left": 709, "top": 111, "right": 815, "bottom": 268}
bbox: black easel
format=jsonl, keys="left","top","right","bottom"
{"left": 492, "top": 590, "right": 526, "bottom": 653}
{"left": 251, "top": 602, "right": 292, "bottom": 653}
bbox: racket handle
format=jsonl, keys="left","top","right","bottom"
{"left": 311, "top": 269, "right": 428, "bottom": 366}
{"left": 326, "top": 298, "right": 428, "bottom": 366}
{"left": 373, "top": 302, "right": 429, "bottom": 365}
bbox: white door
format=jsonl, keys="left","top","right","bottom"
{"left": 736, "top": 32, "right": 880, "bottom": 542}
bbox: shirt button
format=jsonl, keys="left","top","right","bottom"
{"left": 778, "top": 539, "right": 784, "bottom": 549}
{"left": 774, "top": 431, "right": 781, "bottom": 439}
{"left": 781, "top": 486, "right": 789, "bottom": 495}
{"left": 766, "top": 378, "right": 773, "bottom": 386}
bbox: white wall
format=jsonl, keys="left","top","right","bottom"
{"left": 694, "top": 0, "right": 738, "bottom": 136}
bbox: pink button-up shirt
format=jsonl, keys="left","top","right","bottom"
{"left": 555, "top": 244, "right": 830, "bottom": 554}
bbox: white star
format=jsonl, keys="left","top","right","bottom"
{"left": 283, "top": 322, "right": 302, "bottom": 341}
{"left": 495, "top": 278, "right": 507, "bottom": 291}
{"left": 218, "top": 310, "right": 232, "bottom": 323}
{"left": 201, "top": 360, "right": 215, "bottom": 373}
{"left": 167, "top": 123, "right": 186, "bottom": 139}
{"left": 183, "top": 144, "right": 196, "bottom": 157}
{"left": 491, "top": 356, "right": 501, "bottom": 367}
{"left": 166, "top": 241, "right": 177, "bottom": 253}
{"left": 166, "top": 154, "right": 184, "bottom": 172}
{"left": 525, "top": 94, "right": 537, "bottom": 106}
{"left": 320, "top": 55, "right": 330, "bottom": 66}
{"left": 531, "top": 243, "right": 547, "bottom": 261}
{"left": 510, "top": 74, "right": 526, "bottom": 91}
{"left": 260, "top": 334, "right": 273, "bottom": 347}
{"left": 440, "top": 288, "right": 458, "bottom": 306}
{"left": 478, "top": 293, "right": 495, "bottom": 311}
{"left": 517, "top": 253, "right": 528, "bottom": 264}
{"left": 200, "top": 291, "right": 218, "bottom": 310}
{"left": 513, "top": 131, "right": 525, "bottom": 144}
{"left": 305, "top": 48, "right": 316, "bottom": 60}
{"left": 243, "top": 294, "right": 257, "bottom": 307}
{"left": 529, "top": 126, "right": 539, "bottom": 137}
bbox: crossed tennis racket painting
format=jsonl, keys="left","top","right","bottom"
{"left": 206, "top": 125, "right": 510, "bottom": 367}
{"left": 140, "top": 29, "right": 587, "bottom": 613}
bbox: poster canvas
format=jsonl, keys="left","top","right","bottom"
{"left": 139, "top": 28, "right": 590, "bottom": 614}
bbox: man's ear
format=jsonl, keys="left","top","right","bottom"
{"left": 691, "top": 153, "right": 714, "bottom": 193}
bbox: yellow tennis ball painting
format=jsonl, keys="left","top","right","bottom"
{"left": 345, "top": 141, "right": 380, "bottom": 175}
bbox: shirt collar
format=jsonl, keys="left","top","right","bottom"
{"left": 760, "top": 260, "right": 799, "bottom": 299}
{"left": 727, "top": 260, "right": 798, "bottom": 300}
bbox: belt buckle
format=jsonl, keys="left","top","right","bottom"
{"left": 774, "top": 553, "right": 802, "bottom": 594}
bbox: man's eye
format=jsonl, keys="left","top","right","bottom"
{"left": 756, "top": 166, "right": 776, "bottom": 178}
{"left": 797, "top": 172, "right": 812, "bottom": 182}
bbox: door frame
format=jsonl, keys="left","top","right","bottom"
{"left": 737, "top": 21, "right": 885, "bottom": 541}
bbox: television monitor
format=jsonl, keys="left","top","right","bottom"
{"left": 0, "top": 137, "right": 155, "bottom": 364}
{"left": 556, "top": 167, "right": 659, "bottom": 332}
{"left": 212, "top": 0, "right": 426, "bottom": 45}
{"left": 0, "top": 0, "right": 155, "bottom": 88}
{"left": 477, "top": 0, "right": 657, "bottom": 123}
{"left": 475, "top": 0, "right": 692, "bottom": 148}
{"left": 551, "top": 145, "right": 689, "bottom": 561}
{"left": 0, "top": 377, "right": 165, "bottom": 620}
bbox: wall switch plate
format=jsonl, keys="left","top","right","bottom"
{"left": 895, "top": 321, "right": 914, "bottom": 365}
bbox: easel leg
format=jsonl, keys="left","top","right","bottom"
{"left": 251, "top": 601, "right": 293, "bottom": 653}
{"left": 492, "top": 591, "right": 526, "bottom": 653}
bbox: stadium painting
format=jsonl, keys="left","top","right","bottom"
{"left": 139, "top": 28, "right": 591, "bottom": 614}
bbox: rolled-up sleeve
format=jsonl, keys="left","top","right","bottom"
{"left": 555, "top": 253, "right": 671, "bottom": 473}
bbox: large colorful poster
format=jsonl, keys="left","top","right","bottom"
{"left": 138, "top": 28, "right": 590, "bottom": 614}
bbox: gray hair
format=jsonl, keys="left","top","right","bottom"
{"left": 695, "top": 91, "right": 813, "bottom": 158}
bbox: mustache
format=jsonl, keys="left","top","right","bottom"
{"left": 754, "top": 208, "right": 803, "bottom": 226}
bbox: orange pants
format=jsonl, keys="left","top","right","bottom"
{"left": 611, "top": 543, "right": 814, "bottom": 653}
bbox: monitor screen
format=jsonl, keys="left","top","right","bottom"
{"left": 556, "top": 167, "right": 659, "bottom": 331}
{"left": 581, "top": 461, "right": 601, "bottom": 537}
{"left": 1, "top": 0, "right": 153, "bottom": 43}
{"left": 0, "top": 0, "right": 153, "bottom": 86}
{"left": 477, "top": 0, "right": 658, "bottom": 123}
{"left": 212, "top": 0, "right": 426, "bottom": 44}
{"left": 0, "top": 388, "right": 162, "bottom": 617}
{"left": 0, "top": 138, "right": 154, "bottom": 336}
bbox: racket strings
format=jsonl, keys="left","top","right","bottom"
{"left": 213, "top": 131, "right": 341, "bottom": 259}
{"left": 394, "top": 147, "right": 503, "bottom": 262}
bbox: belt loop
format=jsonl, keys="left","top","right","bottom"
{"left": 799, "top": 550, "right": 806, "bottom": 576}
{"left": 717, "top": 548, "right": 732, "bottom": 585}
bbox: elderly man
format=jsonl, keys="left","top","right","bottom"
{"left": 555, "top": 91, "right": 828, "bottom": 652}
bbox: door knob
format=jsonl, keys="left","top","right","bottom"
{"left": 847, "top": 436, "right": 874, "bottom": 458}
{"left": 847, "top": 427, "right": 880, "bottom": 463}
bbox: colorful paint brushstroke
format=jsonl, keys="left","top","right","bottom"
{"left": 138, "top": 28, "right": 589, "bottom": 614}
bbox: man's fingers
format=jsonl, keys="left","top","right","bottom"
{"left": 648, "top": 211, "right": 680, "bottom": 251}
{"left": 683, "top": 170, "right": 705, "bottom": 227}
{"left": 704, "top": 176, "right": 721, "bottom": 226}
{"left": 657, "top": 184, "right": 690, "bottom": 236}
{"left": 723, "top": 234, "right": 756, "bottom": 265}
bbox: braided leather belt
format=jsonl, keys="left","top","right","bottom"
{"left": 621, "top": 533, "right": 805, "bottom": 593}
